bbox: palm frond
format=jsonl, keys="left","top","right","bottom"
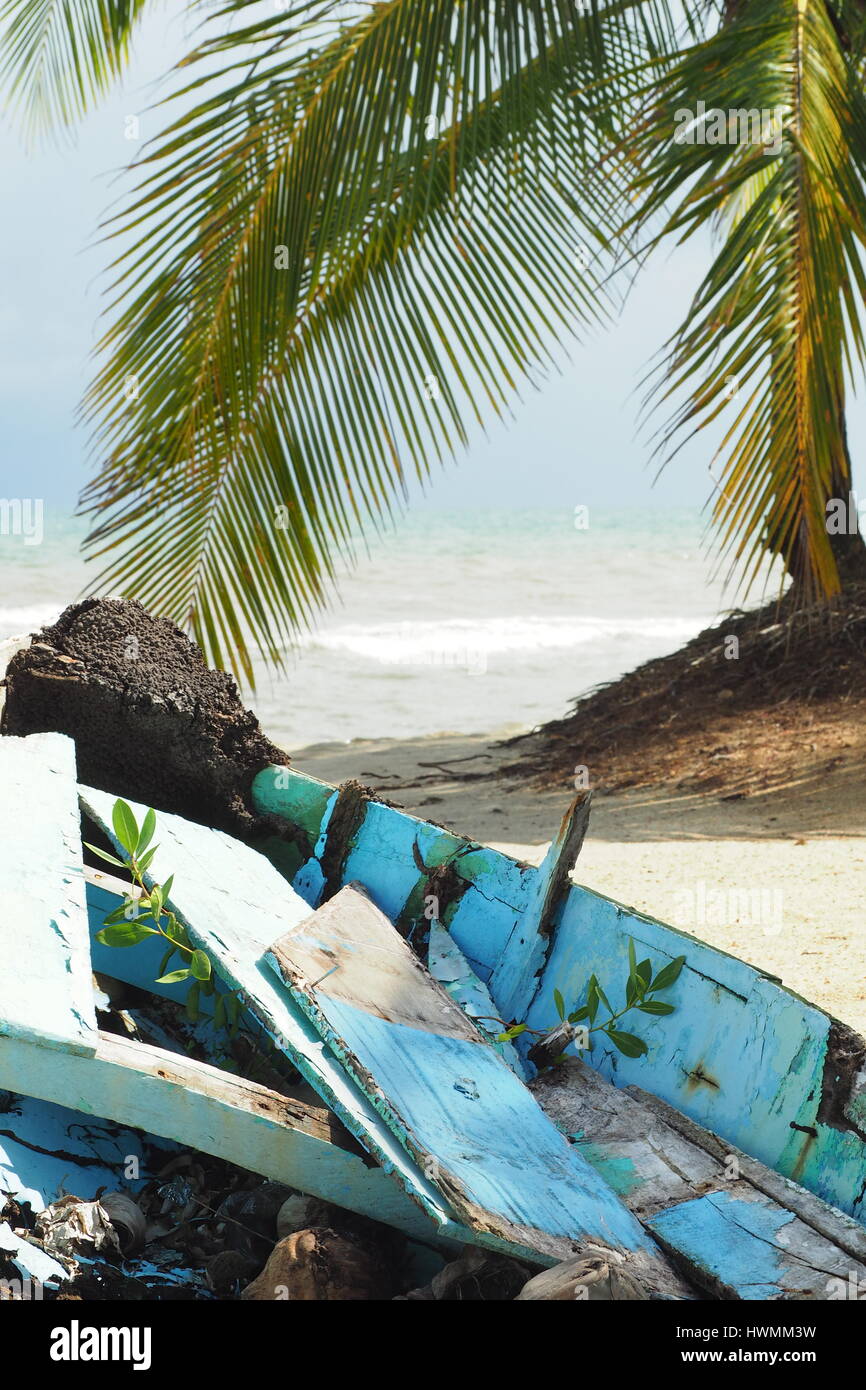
{"left": 0, "top": 0, "right": 153, "bottom": 137}
{"left": 631, "top": 0, "right": 866, "bottom": 600}
{"left": 80, "top": 0, "right": 687, "bottom": 681}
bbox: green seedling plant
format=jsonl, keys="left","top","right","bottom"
{"left": 85, "top": 799, "right": 242, "bottom": 1035}
{"left": 492, "top": 940, "right": 686, "bottom": 1067}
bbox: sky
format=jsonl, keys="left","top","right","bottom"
{"left": 1, "top": 6, "right": 864, "bottom": 519}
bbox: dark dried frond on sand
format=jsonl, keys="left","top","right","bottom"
{"left": 498, "top": 585, "right": 866, "bottom": 797}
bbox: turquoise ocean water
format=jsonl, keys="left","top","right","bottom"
{"left": 0, "top": 507, "right": 778, "bottom": 750}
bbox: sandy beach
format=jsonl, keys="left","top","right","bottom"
{"left": 291, "top": 730, "right": 866, "bottom": 1037}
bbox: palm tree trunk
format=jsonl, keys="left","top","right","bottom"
{"left": 785, "top": 408, "right": 866, "bottom": 594}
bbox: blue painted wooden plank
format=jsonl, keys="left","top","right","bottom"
{"left": 524, "top": 885, "right": 866, "bottom": 1222}
{"left": 533, "top": 1058, "right": 866, "bottom": 1298}
{"left": 0, "top": 1092, "right": 153, "bottom": 1212}
{"left": 78, "top": 785, "right": 463, "bottom": 1244}
{"left": 646, "top": 1190, "right": 865, "bottom": 1299}
{"left": 0, "top": 733, "right": 96, "bottom": 1054}
{"left": 427, "top": 922, "right": 525, "bottom": 1076}
{"left": 264, "top": 883, "right": 688, "bottom": 1284}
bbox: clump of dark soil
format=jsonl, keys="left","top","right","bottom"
{"left": 1, "top": 598, "right": 288, "bottom": 835}
{"left": 501, "top": 586, "right": 866, "bottom": 798}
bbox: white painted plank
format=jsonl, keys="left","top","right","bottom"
{"left": 0, "top": 734, "right": 96, "bottom": 1053}
{"left": 0, "top": 1031, "right": 442, "bottom": 1246}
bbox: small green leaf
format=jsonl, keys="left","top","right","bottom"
{"left": 568, "top": 1007, "right": 590, "bottom": 1023}
{"left": 606, "top": 1029, "right": 648, "bottom": 1058}
{"left": 149, "top": 884, "right": 164, "bottom": 919}
{"left": 553, "top": 988, "right": 566, "bottom": 1021}
{"left": 595, "top": 980, "right": 613, "bottom": 1013}
{"left": 650, "top": 956, "right": 686, "bottom": 993}
{"left": 190, "top": 949, "right": 211, "bottom": 982}
{"left": 636, "top": 959, "right": 652, "bottom": 991}
{"left": 161, "top": 874, "right": 174, "bottom": 901}
{"left": 103, "top": 901, "right": 136, "bottom": 925}
{"left": 157, "top": 946, "right": 175, "bottom": 978}
{"left": 496, "top": 1023, "right": 527, "bottom": 1041}
{"left": 96, "top": 923, "right": 158, "bottom": 948}
{"left": 186, "top": 982, "right": 201, "bottom": 1022}
{"left": 155, "top": 968, "right": 192, "bottom": 984}
{"left": 84, "top": 843, "right": 128, "bottom": 870}
{"left": 137, "top": 845, "right": 159, "bottom": 874}
{"left": 136, "top": 808, "right": 157, "bottom": 856}
{"left": 214, "top": 995, "right": 226, "bottom": 1030}
{"left": 637, "top": 1000, "right": 675, "bottom": 1015}
{"left": 587, "top": 976, "right": 600, "bottom": 1025}
{"left": 112, "top": 800, "right": 139, "bottom": 855}
{"left": 628, "top": 938, "right": 637, "bottom": 977}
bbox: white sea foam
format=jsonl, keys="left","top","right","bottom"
{"left": 0, "top": 605, "right": 64, "bottom": 637}
{"left": 303, "top": 614, "right": 711, "bottom": 664}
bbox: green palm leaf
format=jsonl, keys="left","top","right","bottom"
{"left": 77, "top": 0, "right": 681, "bottom": 681}
{"left": 0, "top": 0, "right": 151, "bottom": 137}
{"left": 630, "top": 0, "right": 866, "bottom": 600}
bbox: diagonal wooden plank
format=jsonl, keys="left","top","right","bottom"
{"left": 0, "top": 1030, "right": 442, "bottom": 1246}
{"left": 0, "top": 733, "right": 96, "bottom": 1054}
{"left": 78, "top": 785, "right": 462, "bottom": 1244}
{"left": 265, "top": 883, "right": 690, "bottom": 1287}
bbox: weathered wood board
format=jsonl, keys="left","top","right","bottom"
{"left": 79, "top": 785, "right": 458, "bottom": 1243}
{"left": 265, "top": 883, "right": 688, "bottom": 1286}
{"left": 0, "top": 1030, "right": 440, "bottom": 1245}
{"left": 490, "top": 792, "right": 591, "bottom": 1023}
{"left": 251, "top": 765, "right": 866, "bottom": 1225}
{"left": 0, "top": 734, "right": 96, "bottom": 1054}
{"left": 524, "top": 881, "right": 866, "bottom": 1222}
{"left": 647, "top": 1190, "right": 865, "bottom": 1301}
{"left": 533, "top": 1058, "right": 866, "bottom": 1299}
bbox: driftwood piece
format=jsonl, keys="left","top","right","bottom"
{"left": 241, "top": 1228, "right": 393, "bottom": 1301}
{"left": 516, "top": 1253, "right": 651, "bottom": 1301}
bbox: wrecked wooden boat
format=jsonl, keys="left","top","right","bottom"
{"left": 249, "top": 764, "right": 866, "bottom": 1222}
{"left": 1, "top": 723, "right": 866, "bottom": 1299}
